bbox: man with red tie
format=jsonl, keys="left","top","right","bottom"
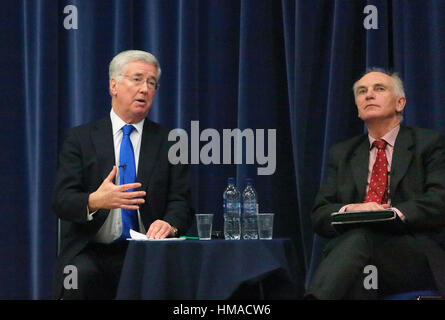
{"left": 306, "top": 69, "right": 445, "bottom": 299}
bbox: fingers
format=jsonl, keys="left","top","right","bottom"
{"left": 119, "top": 182, "right": 142, "bottom": 191}
{"left": 117, "top": 184, "right": 146, "bottom": 210}
{"left": 372, "top": 203, "right": 390, "bottom": 210}
{"left": 106, "top": 166, "right": 117, "bottom": 182}
{"left": 121, "top": 197, "right": 145, "bottom": 205}
{"left": 146, "top": 220, "right": 172, "bottom": 239}
{"left": 119, "top": 191, "right": 146, "bottom": 209}
{"left": 348, "top": 202, "right": 391, "bottom": 212}
{"left": 105, "top": 184, "right": 146, "bottom": 210}
{"left": 121, "top": 190, "right": 146, "bottom": 199}
{"left": 369, "top": 202, "right": 387, "bottom": 210}
{"left": 116, "top": 194, "right": 146, "bottom": 210}
{"left": 93, "top": 171, "right": 147, "bottom": 210}
{"left": 368, "top": 202, "right": 384, "bottom": 210}
{"left": 120, "top": 204, "right": 141, "bottom": 210}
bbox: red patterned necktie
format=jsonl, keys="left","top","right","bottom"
{"left": 364, "top": 140, "right": 389, "bottom": 204}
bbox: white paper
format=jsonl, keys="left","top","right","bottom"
{"left": 128, "top": 229, "right": 186, "bottom": 241}
{"left": 130, "top": 229, "right": 149, "bottom": 240}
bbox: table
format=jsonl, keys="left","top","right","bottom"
{"left": 116, "top": 238, "right": 303, "bottom": 300}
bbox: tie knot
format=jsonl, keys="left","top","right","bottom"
{"left": 373, "top": 140, "right": 387, "bottom": 150}
{"left": 122, "top": 125, "right": 135, "bottom": 136}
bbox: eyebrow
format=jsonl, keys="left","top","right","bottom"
{"left": 130, "top": 72, "right": 157, "bottom": 81}
{"left": 355, "top": 83, "right": 388, "bottom": 93}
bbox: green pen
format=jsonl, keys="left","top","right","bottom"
{"left": 180, "top": 236, "right": 200, "bottom": 240}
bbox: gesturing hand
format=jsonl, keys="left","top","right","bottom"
{"left": 88, "top": 166, "right": 146, "bottom": 211}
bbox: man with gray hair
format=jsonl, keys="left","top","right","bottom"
{"left": 306, "top": 69, "right": 445, "bottom": 299}
{"left": 53, "top": 50, "right": 194, "bottom": 299}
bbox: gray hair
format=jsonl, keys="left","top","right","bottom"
{"left": 109, "top": 50, "right": 162, "bottom": 81}
{"left": 353, "top": 67, "right": 406, "bottom": 122}
{"left": 352, "top": 67, "right": 405, "bottom": 99}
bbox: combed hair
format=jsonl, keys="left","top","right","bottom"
{"left": 352, "top": 67, "right": 406, "bottom": 122}
{"left": 109, "top": 50, "right": 162, "bottom": 81}
{"left": 352, "top": 67, "right": 405, "bottom": 99}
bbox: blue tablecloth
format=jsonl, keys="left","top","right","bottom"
{"left": 116, "top": 238, "right": 303, "bottom": 300}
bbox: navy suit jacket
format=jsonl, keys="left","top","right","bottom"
{"left": 52, "top": 116, "right": 194, "bottom": 299}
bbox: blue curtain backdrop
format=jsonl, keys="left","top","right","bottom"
{"left": 1, "top": 0, "right": 445, "bottom": 299}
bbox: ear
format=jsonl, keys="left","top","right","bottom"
{"left": 396, "top": 96, "right": 406, "bottom": 113}
{"left": 109, "top": 78, "right": 118, "bottom": 96}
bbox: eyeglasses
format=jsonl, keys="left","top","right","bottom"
{"left": 121, "top": 74, "right": 160, "bottom": 90}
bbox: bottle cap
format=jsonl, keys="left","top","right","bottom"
{"left": 228, "top": 177, "right": 235, "bottom": 185}
{"left": 245, "top": 178, "right": 253, "bottom": 185}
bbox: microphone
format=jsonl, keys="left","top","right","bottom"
{"left": 119, "top": 164, "right": 126, "bottom": 169}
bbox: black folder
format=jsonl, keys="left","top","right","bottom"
{"left": 330, "top": 209, "right": 405, "bottom": 234}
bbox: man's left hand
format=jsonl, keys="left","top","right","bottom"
{"left": 146, "top": 220, "right": 175, "bottom": 239}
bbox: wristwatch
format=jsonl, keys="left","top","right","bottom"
{"left": 171, "top": 226, "right": 179, "bottom": 237}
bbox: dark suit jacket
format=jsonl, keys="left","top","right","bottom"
{"left": 311, "top": 126, "right": 445, "bottom": 294}
{"left": 52, "top": 116, "right": 194, "bottom": 299}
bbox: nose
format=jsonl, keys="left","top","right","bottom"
{"left": 138, "top": 81, "right": 149, "bottom": 93}
{"left": 365, "top": 88, "right": 376, "bottom": 100}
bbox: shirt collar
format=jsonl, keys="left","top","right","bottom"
{"left": 110, "top": 108, "right": 145, "bottom": 135}
{"left": 368, "top": 124, "right": 400, "bottom": 149}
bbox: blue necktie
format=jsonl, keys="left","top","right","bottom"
{"left": 116, "top": 124, "right": 139, "bottom": 241}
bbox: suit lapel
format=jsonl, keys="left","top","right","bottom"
{"left": 91, "top": 117, "right": 116, "bottom": 183}
{"left": 350, "top": 137, "right": 370, "bottom": 201}
{"left": 137, "top": 120, "right": 163, "bottom": 192}
{"left": 390, "top": 126, "right": 413, "bottom": 198}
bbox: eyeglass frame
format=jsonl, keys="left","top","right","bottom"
{"left": 118, "top": 74, "right": 160, "bottom": 91}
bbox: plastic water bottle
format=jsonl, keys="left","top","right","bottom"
{"left": 223, "top": 177, "right": 241, "bottom": 240}
{"left": 242, "top": 178, "right": 259, "bottom": 240}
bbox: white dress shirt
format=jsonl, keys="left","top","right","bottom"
{"left": 88, "top": 108, "right": 146, "bottom": 243}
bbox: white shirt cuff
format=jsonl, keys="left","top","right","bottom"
{"left": 392, "top": 207, "right": 406, "bottom": 222}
